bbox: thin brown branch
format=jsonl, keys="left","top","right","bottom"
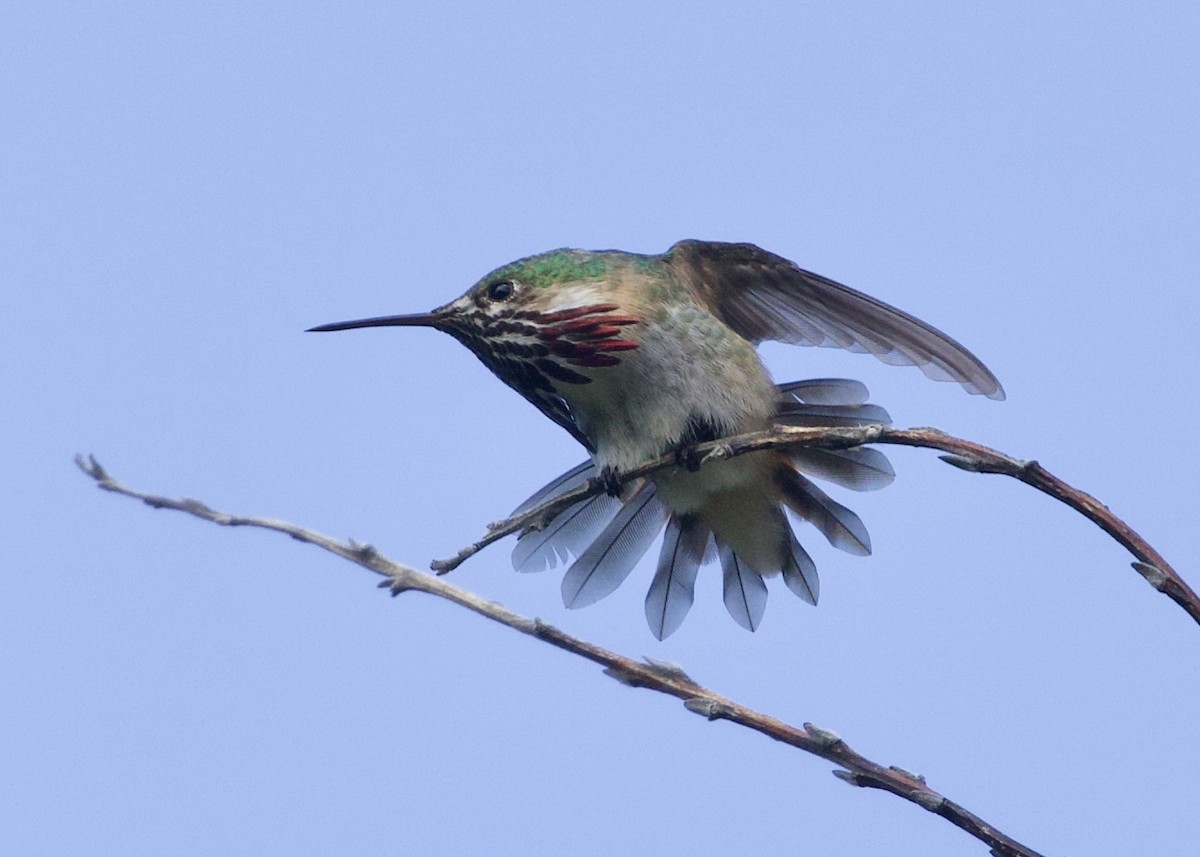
{"left": 435, "top": 425, "right": 1196, "bottom": 626}
{"left": 77, "top": 453, "right": 1045, "bottom": 857}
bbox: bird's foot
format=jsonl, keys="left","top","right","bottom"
{"left": 674, "top": 444, "right": 704, "bottom": 472}
{"left": 596, "top": 465, "right": 624, "bottom": 498}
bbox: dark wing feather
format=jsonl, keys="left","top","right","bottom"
{"left": 450, "top": 334, "right": 596, "bottom": 450}
{"left": 521, "top": 386, "right": 594, "bottom": 450}
{"left": 644, "top": 515, "right": 711, "bottom": 640}
{"left": 666, "top": 241, "right": 1005, "bottom": 400}
{"left": 776, "top": 378, "right": 870, "bottom": 405}
{"left": 776, "top": 380, "right": 893, "bottom": 427}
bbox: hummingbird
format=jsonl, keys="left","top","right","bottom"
{"left": 310, "top": 240, "right": 1003, "bottom": 638}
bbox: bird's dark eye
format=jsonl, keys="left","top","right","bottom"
{"left": 486, "top": 280, "right": 516, "bottom": 301}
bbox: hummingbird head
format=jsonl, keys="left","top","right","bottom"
{"left": 309, "top": 248, "right": 644, "bottom": 407}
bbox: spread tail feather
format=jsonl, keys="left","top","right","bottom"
{"left": 561, "top": 483, "right": 669, "bottom": 608}
{"left": 511, "top": 461, "right": 628, "bottom": 573}
{"left": 718, "top": 542, "right": 769, "bottom": 631}
{"left": 507, "top": 377, "right": 891, "bottom": 635}
{"left": 644, "top": 514, "right": 711, "bottom": 640}
{"left": 782, "top": 529, "right": 819, "bottom": 605}
{"left": 776, "top": 463, "right": 872, "bottom": 556}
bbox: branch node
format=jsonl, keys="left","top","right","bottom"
{"left": 831, "top": 769, "right": 865, "bottom": 787}
{"left": 602, "top": 664, "right": 643, "bottom": 687}
{"left": 187, "top": 497, "right": 215, "bottom": 512}
{"left": 683, "top": 696, "right": 728, "bottom": 719}
{"left": 600, "top": 656, "right": 693, "bottom": 690}
{"left": 375, "top": 565, "right": 418, "bottom": 596}
{"left": 939, "top": 453, "right": 986, "bottom": 472}
{"left": 487, "top": 516, "right": 521, "bottom": 533}
{"left": 381, "top": 575, "right": 412, "bottom": 596}
{"left": 76, "top": 453, "right": 111, "bottom": 483}
{"left": 911, "top": 789, "right": 948, "bottom": 812}
{"left": 641, "top": 657, "right": 696, "bottom": 685}
{"left": 888, "top": 765, "right": 926, "bottom": 784}
{"left": 1132, "top": 561, "right": 1169, "bottom": 591}
{"left": 804, "top": 722, "right": 844, "bottom": 749}
{"left": 348, "top": 540, "right": 379, "bottom": 561}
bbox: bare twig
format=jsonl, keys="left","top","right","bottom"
{"left": 435, "top": 425, "right": 1196, "bottom": 627}
{"left": 77, "top": 453, "right": 1046, "bottom": 857}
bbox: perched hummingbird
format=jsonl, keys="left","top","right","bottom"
{"left": 310, "top": 240, "right": 1003, "bottom": 638}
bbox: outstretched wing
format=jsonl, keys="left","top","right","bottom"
{"left": 665, "top": 240, "right": 1005, "bottom": 400}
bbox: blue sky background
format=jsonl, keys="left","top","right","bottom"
{"left": 4, "top": 3, "right": 1198, "bottom": 855}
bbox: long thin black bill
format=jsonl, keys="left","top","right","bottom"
{"left": 307, "top": 312, "right": 443, "bottom": 333}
